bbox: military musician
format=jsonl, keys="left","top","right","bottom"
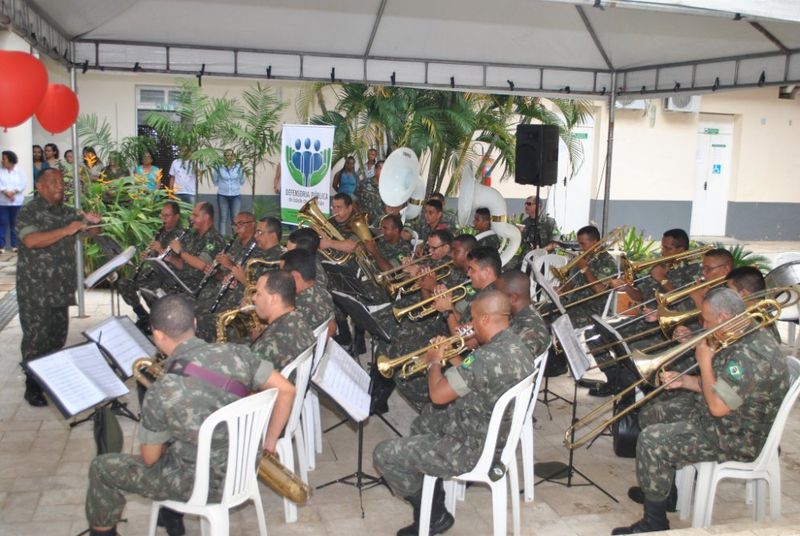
{"left": 166, "top": 202, "right": 226, "bottom": 293}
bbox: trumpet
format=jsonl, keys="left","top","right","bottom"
{"left": 386, "top": 261, "right": 452, "bottom": 297}
{"left": 550, "top": 226, "right": 626, "bottom": 285}
{"left": 392, "top": 280, "right": 472, "bottom": 321}
{"left": 375, "top": 254, "right": 432, "bottom": 284}
{"left": 564, "top": 295, "right": 791, "bottom": 449}
{"left": 376, "top": 327, "right": 474, "bottom": 379}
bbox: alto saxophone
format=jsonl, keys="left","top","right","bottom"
{"left": 216, "top": 304, "right": 258, "bottom": 343}
{"left": 132, "top": 354, "right": 312, "bottom": 504}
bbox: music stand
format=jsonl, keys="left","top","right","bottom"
{"left": 533, "top": 314, "right": 618, "bottom": 503}
{"left": 85, "top": 245, "right": 136, "bottom": 317}
{"left": 143, "top": 257, "right": 193, "bottom": 294}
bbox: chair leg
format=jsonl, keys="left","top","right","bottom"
{"left": 508, "top": 461, "right": 521, "bottom": 536}
{"left": 675, "top": 465, "right": 696, "bottom": 521}
{"left": 490, "top": 480, "right": 508, "bottom": 536}
{"left": 206, "top": 508, "right": 229, "bottom": 536}
{"left": 418, "top": 476, "right": 437, "bottom": 536}
{"left": 277, "top": 441, "right": 298, "bottom": 523}
{"left": 294, "top": 427, "right": 310, "bottom": 485}
{"left": 443, "top": 479, "right": 458, "bottom": 515}
{"left": 301, "top": 398, "right": 316, "bottom": 471}
{"left": 695, "top": 462, "right": 716, "bottom": 528}
{"left": 754, "top": 479, "right": 768, "bottom": 521}
{"left": 147, "top": 502, "right": 160, "bottom": 536}
{"left": 521, "top": 419, "right": 534, "bottom": 503}
{"left": 313, "top": 392, "right": 323, "bottom": 454}
{"left": 252, "top": 487, "right": 269, "bottom": 536}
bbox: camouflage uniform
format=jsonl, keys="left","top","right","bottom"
{"left": 477, "top": 232, "right": 501, "bottom": 252}
{"left": 563, "top": 251, "right": 617, "bottom": 328}
{"left": 315, "top": 256, "right": 330, "bottom": 288}
{"left": 409, "top": 216, "right": 449, "bottom": 245}
{"left": 353, "top": 177, "right": 384, "bottom": 226}
{"left": 521, "top": 214, "right": 558, "bottom": 251}
{"left": 373, "top": 329, "right": 534, "bottom": 497}
{"left": 117, "top": 226, "right": 185, "bottom": 308}
{"left": 250, "top": 309, "right": 315, "bottom": 370}
{"left": 296, "top": 283, "right": 335, "bottom": 332}
{"left": 85, "top": 338, "right": 272, "bottom": 528}
{"left": 15, "top": 196, "right": 82, "bottom": 362}
{"left": 167, "top": 227, "right": 226, "bottom": 294}
{"left": 377, "top": 237, "right": 412, "bottom": 268}
{"left": 636, "top": 328, "right": 788, "bottom": 501}
{"left": 511, "top": 302, "right": 551, "bottom": 358}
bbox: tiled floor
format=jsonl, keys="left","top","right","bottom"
{"left": 1, "top": 246, "right": 800, "bottom": 535}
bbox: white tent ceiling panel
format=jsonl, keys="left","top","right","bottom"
{"left": 757, "top": 20, "right": 800, "bottom": 48}
{"left": 370, "top": 0, "right": 606, "bottom": 69}
{"left": 624, "top": 70, "right": 658, "bottom": 92}
{"left": 655, "top": 65, "right": 695, "bottom": 91}
{"left": 738, "top": 55, "right": 790, "bottom": 85}
{"left": 303, "top": 56, "right": 364, "bottom": 81}
{"left": 485, "top": 67, "right": 543, "bottom": 91}
{"left": 169, "top": 48, "right": 235, "bottom": 74}
{"left": 427, "top": 63, "right": 485, "bottom": 87}
{"left": 541, "top": 69, "right": 596, "bottom": 92}
{"left": 587, "top": 9, "right": 778, "bottom": 68}
{"left": 237, "top": 52, "right": 301, "bottom": 78}
{"left": 97, "top": 44, "right": 167, "bottom": 70}
{"left": 73, "top": 42, "right": 95, "bottom": 65}
{"left": 694, "top": 61, "right": 737, "bottom": 87}
{"left": 790, "top": 54, "right": 800, "bottom": 80}
{"left": 366, "top": 60, "right": 426, "bottom": 85}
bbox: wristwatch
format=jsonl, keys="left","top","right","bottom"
{"left": 659, "top": 278, "right": 669, "bottom": 287}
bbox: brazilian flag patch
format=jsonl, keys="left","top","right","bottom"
{"left": 461, "top": 353, "right": 475, "bottom": 369}
{"left": 725, "top": 360, "right": 744, "bottom": 382}
{"left": 465, "top": 285, "right": 476, "bottom": 297}
{"left": 207, "top": 243, "right": 216, "bottom": 251}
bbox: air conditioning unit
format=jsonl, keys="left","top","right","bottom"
{"left": 615, "top": 97, "right": 647, "bottom": 110}
{"left": 664, "top": 95, "right": 701, "bottom": 113}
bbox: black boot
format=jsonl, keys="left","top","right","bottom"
{"left": 397, "top": 480, "right": 455, "bottom": 536}
{"left": 157, "top": 507, "right": 186, "bottom": 536}
{"left": 89, "top": 527, "right": 117, "bottom": 536}
{"left": 353, "top": 327, "right": 367, "bottom": 356}
{"left": 24, "top": 375, "right": 48, "bottom": 407}
{"left": 611, "top": 498, "right": 670, "bottom": 534}
{"left": 333, "top": 319, "right": 352, "bottom": 346}
{"left": 396, "top": 489, "right": 422, "bottom": 536}
{"left": 627, "top": 483, "right": 678, "bottom": 512}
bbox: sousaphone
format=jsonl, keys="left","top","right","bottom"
{"left": 379, "top": 148, "right": 426, "bottom": 219}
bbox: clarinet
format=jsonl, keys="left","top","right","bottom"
{"left": 158, "top": 228, "right": 189, "bottom": 261}
{"left": 193, "top": 236, "right": 237, "bottom": 297}
{"left": 132, "top": 227, "right": 165, "bottom": 282}
{"left": 209, "top": 240, "right": 258, "bottom": 314}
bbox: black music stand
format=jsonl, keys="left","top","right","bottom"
{"left": 317, "top": 292, "right": 395, "bottom": 517}
{"left": 533, "top": 314, "right": 618, "bottom": 503}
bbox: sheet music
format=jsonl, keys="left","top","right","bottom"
{"left": 552, "top": 314, "right": 592, "bottom": 381}
{"left": 85, "top": 317, "right": 156, "bottom": 377}
{"left": 25, "top": 343, "right": 129, "bottom": 418}
{"left": 312, "top": 339, "right": 370, "bottom": 422}
{"left": 85, "top": 246, "right": 136, "bottom": 288}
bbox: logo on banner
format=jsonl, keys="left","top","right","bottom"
{"left": 285, "top": 138, "right": 332, "bottom": 187}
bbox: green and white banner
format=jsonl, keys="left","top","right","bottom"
{"left": 280, "top": 124, "right": 335, "bottom": 224}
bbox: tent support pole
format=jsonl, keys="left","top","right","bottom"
{"left": 70, "top": 63, "right": 86, "bottom": 318}
{"left": 601, "top": 72, "right": 617, "bottom": 235}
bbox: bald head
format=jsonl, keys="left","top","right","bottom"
{"left": 472, "top": 289, "right": 511, "bottom": 319}
{"left": 36, "top": 168, "right": 66, "bottom": 204}
{"left": 497, "top": 270, "right": 531, "bottom": 313}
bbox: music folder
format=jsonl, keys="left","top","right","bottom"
{"left": 24, "top": 342, "right": 130, "bottom": 419}
{"left": 83, "top": 316, "right": 157, "bottom": 378}
{"left": 551, "top": 314, "right": 593, "bottom": 381}
{"left": 85, "top": 246, "right": 136, "bottom": 288}
{"left": 311, "top": 339, "right": 371, "bottom": 422}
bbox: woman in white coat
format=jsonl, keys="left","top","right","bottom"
{"left": 0, "top": 151, "right": 27, "bottom": 253}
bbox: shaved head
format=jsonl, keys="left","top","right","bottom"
{"left": 472, "top": 289, "right": 512, "bottom": 318}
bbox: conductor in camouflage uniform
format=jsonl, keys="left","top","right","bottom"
{"left": 613, "top": 288, "right": 789, "bottom": 534}
{"left": 117, "top": 201, "right": 184, "bottom": 330}
{"left": 282, "top": 248, "right": 336, "bottom": 336}
{"left": 16, "top": 169, "right": 101, "bottom": 406}
{"left": 559, "top": 225, "right": 618, "bottom": 329}
{"left": 166, "top": 201, "right": 226, "bottom": 294}
{"left": 374, "top": 290, "right": 535, "bottom": 536}
{"left": 84, "top": 294, "right": 296, "bottom": 536}
{"left": 251, "top": 270, "right": 316, "bottom": 370}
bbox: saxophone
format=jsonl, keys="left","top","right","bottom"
{"left": 216, "top": 304, "right": 258, "bottom": 343}
{"left": 132, "top": 353, "right": 311, "bottom": 504}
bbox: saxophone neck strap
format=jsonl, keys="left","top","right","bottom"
{"left": 167, "top": 359, "right": 250, "bottom": 398}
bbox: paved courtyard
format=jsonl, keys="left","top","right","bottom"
{"left": 0, "top": 242, "right": 799, "bottom": 536}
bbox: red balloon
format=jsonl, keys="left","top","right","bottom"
{"left": 0, "top": 51, "right": 49, "bottom": 128}
{"left": 35, "top": 84, "right": 80, "bottom": 134}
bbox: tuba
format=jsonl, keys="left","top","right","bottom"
{"left": 379, "top": 147, "right": 425, "bottom": 220}
{"left": 457, "top": 163, "right": 521, "bottom": 267}
{"left": 298, "top": 197, "right": 351, "bottom": 264}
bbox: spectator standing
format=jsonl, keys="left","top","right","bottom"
{"left": 0, "top": 151, "right": 25, "bottom": 253}
{"left": 212, "top": 149, "right": 245, "bottom": 236}
{"left": 134, "top": 150, "right": 161, "bottom": 190}
{"left": 32, "top": 145, "right": 49, "bottom": 186}
{"left": 44, "top": 143, "right": 64, "bottom": 173}
{"left": 362, "top": 148, "right": 379, "bottom": 181}
{"left": 332, "top": 156, "right": 358, "bottom": 196}
{"left": 168, "top": 146, "right": 197, "bottom": 204}
{"left": 81, "top": 147, "right": 104, "bottom": 181}
{"left": 63, "top": 149, "right": 74, "bottom": 183}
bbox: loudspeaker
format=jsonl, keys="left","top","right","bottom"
{"left": 515, "top": 124, "right": 559, "bottom": 186}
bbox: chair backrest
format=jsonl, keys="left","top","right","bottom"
{"left": 186, "top": 388, "right": 279, "bottom": 506}
{"left": 469, "top": 371, "right": 536, "bottom": 476}
{"left": 752, "top": 356, "right": 800, "bottom": 468}
{"left": 280, "top": 345, "right": 316, "bottom": 439}
{"left": 312, "top": 315, "right": 334, "bottom": 372}
{"left": 535, "top": 253, "right": 568, "bottom": 288}
{"left": 524, "top": 346, "right": 551, "bottom": 423}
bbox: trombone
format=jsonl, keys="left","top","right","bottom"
{"left": 392, "top": 280, "right": 472, "bottom": 321}
{"left": 376, "top": 328, "right": 473, "bottom": 379}
{"left": 386, "top": 261, "right": 453, "bottom": 297}
{"left": 564, "top": 295, "right": 791, "bottom": 449}
{"left": 550, "top": 226, "right": 626, "bottom": 286}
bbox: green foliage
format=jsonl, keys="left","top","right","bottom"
{"left": 620, "top": 227, "right": 658, "bottom": 261}
{"left": 713, "top": 242, "right": 769, "bottom": 270}
{"left": 252, "top": 197, "right": 281, "bottom": 219}
{"left": 77, "top": 114, "right": 155, "bottom": 171}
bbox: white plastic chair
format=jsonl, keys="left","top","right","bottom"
{"left": 147, "top": 388, "right": 278, "bottom": 536}
{"left": 277, "top": 345, "right": 316, "bottom": 523}
{"left": 519, "top": 348, "right": 551, "bottom": 503}
{"left": 302, "top": 316, "right": 333, "bottom": 471}
{"left": 678, "top": 356, "right": 800, "bottom": 528}
{"left": 418, "top": 371, "right": 536, "bottom": 536}
{"left": 520, "top": 248, "right": 548, "bottom": 297}
{"left": 534, "top": 253, "right": 568, "bottom": 290}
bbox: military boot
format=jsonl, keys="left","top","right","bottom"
{"left": 396, "top": 489, "right": 422, "bottom": 536}
{"left": 157, "top": 507, "right": 186, "bottom": 536}
{"left": 611, "top": 498, "right": 670, "bottom": 534}
{"left": 397, "top": 480, "right": 455, "bottom": 536}
{"left": 24, "top": 374, "right": 48, "bottom": 407}
{"left": 627, "top": 483, "right": 678, "bottom": 512}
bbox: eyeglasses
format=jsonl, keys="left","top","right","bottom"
{"left": 428, "top": 243, "right": 446, "bottom": 251}
{"left": 234, "top": 220, "right": 255, "bottom": 227}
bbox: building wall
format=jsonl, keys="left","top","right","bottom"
{"left": 17, "top": 55, "right": 800, "bottom": 240}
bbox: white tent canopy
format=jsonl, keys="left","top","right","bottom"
{"left": 3, "top": 0, "right": 800, "bottom": 96}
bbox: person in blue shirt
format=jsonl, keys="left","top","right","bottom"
{"left": 332, "top": 155, "right": 358, "bottom": 196}
{"left": 212, "top": 149, "right": 246, "bottom": 236}
{"left": 134, "top": 151, "right": 162, "bottom": 191}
